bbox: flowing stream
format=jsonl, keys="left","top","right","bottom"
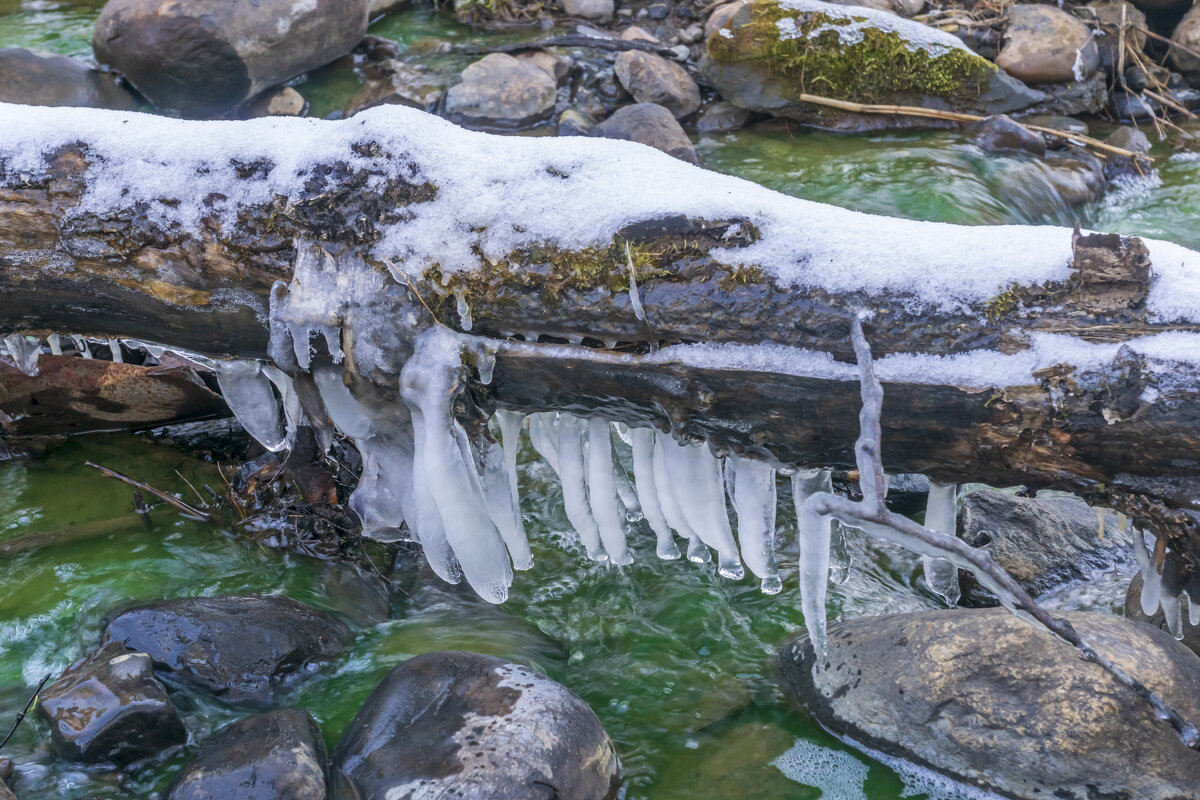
{"left": 0, "top": 2, "right": 1196, "bottom": 798}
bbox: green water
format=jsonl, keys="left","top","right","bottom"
{"left": 0, "top": 1, "right": 1190, "bottom": 797}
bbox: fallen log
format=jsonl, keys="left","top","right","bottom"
{"left": 2, "top": 102, "right": 1200, "bottom": 593}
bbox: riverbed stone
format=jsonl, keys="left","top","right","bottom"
{"left": 345, "top": 59, "right": 446, "bottom": 115}
{"left": 996, "top": 5, "right": 1100, "bottom": 85}
{"left": 444, "top": 53, "right": 558, "bottom": 130}
{"left": 563, "top": 0, "right": 615, "bottom": 22}
{"left": 780, "top": 608, "right": 1200, "bottom": 799}
{"left": 614, "top": 49, "right": 701, "bottom": 118}
{"left": 1089, "top": 0, "right": 1146, "bottom": 72}
{"left": 1170, "top": 4, "right": 1200, "bottom": 76}
{"left": 166, "top": 709, "right": 328, "bottom": 800}
{"left": 37, "top": 642, "right": 186, "bottom": 765}
{"left": 1024, "top": 69, "right": 1107, "bottom": 115}
{"left": 972, "top": 114, "right": 1045, "bottom": 156}
{"left": 93, "top": 0, "right": 369, "bottom": 118}
{"left": 701, "top": 0, "right": 1043, "bottom": 129}
{"left": 956, "top": 490, "right": 1129, "bottom": 605}
{"left": 696, "top": 100, "right": 753, "bottom": 131}
{"left": 592, "top": 102, "right": 699, "bottom": 163}
{"left": 103, "top": 595, "right": 351, "bottom": 705}
{"left": 332, "top": 650, "right": 620, "bottom": 800}
{"left": 0, "top": 48, "right": 138, "bottom": 110}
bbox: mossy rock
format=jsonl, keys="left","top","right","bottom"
{"left": 701, "top": 0, "right": 1044, "bottom": 129}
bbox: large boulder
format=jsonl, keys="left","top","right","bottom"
{"left": 956, "top": 490, "right": 1130, "bottom": 605}
{"left": 1170, "top": 4, "right": 1200, "bottom": 76}
{"left": 592, "top": 103, "right": 699, "bottom": 163}
{"left": 103, "top": 595, "right": 351, "bottom": 705}
{"left": 614, "top": 48, "right": 701, "bottom": 118}
{"left": 444, "top": 53, "right": 558, "bottom": 130}
{"left": 37, "top": 642, "right": 186, "bottom": 765}
{"left": 780, "top": 609, "right": 1200, "bottom": 799}
{"left": 701, "top": 0, "right": 1043, "bottom": 129}
{"left": 995, "top": 5, "right": 1100, "bottom": 85}
{"left": 92, "top": 0, "right": 369, "bottom": 117}
{"left": 0, "top": 48, "right": 138, "bottom": 110}
{"left": 166, "top": 709, "right": 329, "bottom": 800}
{"left": 332, "top": 650, "right": 620, "bottom": 800}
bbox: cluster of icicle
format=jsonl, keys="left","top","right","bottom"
{"left": 1, "top": 333, "right": 150, "bottom": 377}
{"left": 1132, "top": 524, "right": 1198, "bottom": 639}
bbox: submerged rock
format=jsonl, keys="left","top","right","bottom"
{"left": 332, "top": 650, "right": 620, "bottom": 800}
{"left": 103, "top": 595, "right": 351, "bottom": 705}
{"left": 780, "top": 609, "right": 1200, "bottom": 799}
{"left": 93, "top": 0, "right": 369, "bottom": 117}
{"left": 701, "top": 0, "right": 1042, "bottom": 129}
{"left": 972, "top": 114, "right": 1045, "bottom": 156}
{"left": 444, "top": 53, "right": 559, "bottom": 130}
{"left": 166, "top": 709, "right": 328, "bottom": 800}
{"left": 696, "top": 100, "right": 754, "bottom": 131}
{"left": 592, "top": 102, "right": 699, "bottom": 163}
{"left": 37, "top": 642, "right": 186, "bottom": 765}
{"left": 956, "top": 490, "right": 1129, "bottom": 605}
{"left": 995, "top": 5, "right": 1100, "bottom": 85}
{"left": 0, "top": 48, "right": 138, "bottom": 110}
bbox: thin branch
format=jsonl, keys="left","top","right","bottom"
{"left": 85, "top": 462, "right": 213, "bottom": 521}
{"left": 0, "top": 673, "right": 50, "bottom": 750}
{"left": 457, "top": 34, "right": 679, "bottom": 59}
{"left": 802, "top": 312, "right": 1200, "bottom": 749}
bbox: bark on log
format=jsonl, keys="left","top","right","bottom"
{"left": 2, "top": 102, "right": 1200, "bottom": 588}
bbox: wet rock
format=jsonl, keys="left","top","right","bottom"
{"left": 647, "top": 2, "right": 670, "bottom": 19}
{"left": 1110, "top": 89, "right": 1162, "bottom": 121}
{"left": 1090, "top": 0, "right": 1146, "bottom": 73}
{"left": 614, "top": 46, "right": 700, "bottom": 117}
{"left": 37, "top": 642, "right": 186, "bottom": 765}
{"left": 1124, "top": 64, "right": 1169, "bottom": 92}
{"left": 444, "top": 53, "right": 558, "bottom": 130}
{"left": 558, "top": 108, "right": 596, "bottom": 135}
{"left": 696, "top": 100, "right": 753, "bottom": 131}
{"left": 0, "top": 48, "right": 138, "bottom": 110}
{"left": 1170, "top": 4, "right": 1200, "bottom": 76}
{"left": 592, "top": 102, "right": 699, "bottom": 163}
{"left": 563, "top": 0, "right": 615, "bottom": 21}
{"left": 332, "top": 651, "right": 620, "bottom": 800}
{"left": 996, "top": 5, "right": 1100, "bottom": 85}
{"left": 93, "top": 0, "right": 369, "bottom": 118}
{"left": 780, "top": 609, "right": 1200, "bottom": 799}
{"left": 516, "top": 50, "right": 571, "bottom": 84}
{"left": 1105, "top": 124, "right": 1152, "bottom": 154}
{"left": 166, "top": 709, "right": 328, "bottom": 800}
{"left": 103, "top": 595, "right": 351, "bottom": 705}
{"left": 882, "top": 473, "right": 929, "bottom": 516}
{"left": 679, "top": 23, "right": 706, "bottom": 43}
{"left": 702, "top": 0, "right": 1043, "bottom": 129}
{"left": 246, "top": 87, "right": 308, "bottom": 118}
{"left": 973, "top": 114, "right": 1046, "bottom": 156}
{"left": 345, "top": 59, "right": 446, "bottom": 115}
{"left": 1021, "top": 113, "right": 1089, "bottom": 135}
{"left": 956, "top": 490, "right": 1129, "bottom": 605}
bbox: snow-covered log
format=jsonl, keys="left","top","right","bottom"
{"left": 3, "top": 102, "right": 1200, "bottom": 586}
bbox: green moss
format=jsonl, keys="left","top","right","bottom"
{"left": 707, "top": 0, "right": 994, "bottom": 103}
{"left": 985, "top": 285, "right": 1020, "bottom": 322}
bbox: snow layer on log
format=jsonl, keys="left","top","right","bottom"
{"left": 3, "top": 103, "right": 1200, "bottom": 321}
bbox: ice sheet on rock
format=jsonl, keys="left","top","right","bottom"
{"left": 793, "top": 470, "right": 833, "bottom": 654}
{"left": 3, "top": 334, "right": 40, "bottom": 377}
{"left": 922, "top": 482, "right": 961, "bottom": 606}
{"left": 215, "top": 360, "right": 287, "bottom": 452}
{"left": 659, "top": 438, "right": 743, "bottom": 579}
{"left": 400, "top": 328, "right": 513, "bottom": 603}
{"left": 652, "top": 433, "right": 707, "bottom": 562}
{"left": 7, "top": 104, "right": 1199, "bottom": 323}
{"left": 631, "top": 428, "right": 681, "bottom": 560}
{"left": 728, "top": 456, "right": 781, "bottom": 594}
{"left": 556, "top": 414, "right": 607, "bottom": 561}
{"left": 586, "top": 417, "right": 632, "bottom": 565}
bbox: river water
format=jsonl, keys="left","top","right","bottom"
{"left": 0, "top": 2, "right": 1196, "bottom": 798}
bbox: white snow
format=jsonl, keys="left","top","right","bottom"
{"left": 777, "top": 0, "right": 974, "bottom": 56}
{"left": 4, "top": 102, "right": 1199, "bottom": 322}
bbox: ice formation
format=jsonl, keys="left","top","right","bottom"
{"left": 922, "top": 483, "right": 961, "bottom": 606}
{"left": 3, "top": 334, "right": 40, "bottom": 377}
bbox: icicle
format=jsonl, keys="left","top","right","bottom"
{"left": 3, "top": 334, "right": 40, "bottom": 377}
{"left": 828, "top": 522, "right": 851, "bottom": 585}
{"left": 215, "top": 361, "right": 287, "bottom": 452}
{"left": 474, "top": 346, "right": 496, "bottom": 385}
{"left": 612, "top": 421, "right": 633, "bottom": 446}
{"left": 1118, "top": 512, "right": 1129, "bottom": 534}
{"left": 922, "top": 482, "right": 961, "bottom": 606}
{"left": 631, "top": 428, "right": 680, "bottom": 560}
{"left": 1133, "top": 530, "right": 1163, "bottom": 616}
{"left": 1162, "top": 592, "right": 1185, "bottom": 640}
{"left": 567, "top": 335, "right": 583, "bottom": 345}
{"left": 793, "top": 469, "right": 833, "bottom": 656}
{"left": 495, "top": 410, "right": 530, "bottom": 569}
{"left": 261, "top": 365, "right": 304, "bottom": 449}
{"left": 289, "top": 323, "right": 312, "bottom": 370}
{"left": 400, "top": 328, "right": 513, "bottom": 603}
{"left": 625, "top": 242, "right": 648, "bottom": 324}
{"left": 318, "top": 325, "right": 344, "bottom": 364}
{"left": 47, "top": 334, "right": 62, "bottom": 357}
{"left": 456, "top": 292, "right": 473, "bottom": 332}
{"left": 1096, "top": 507, "right": 1106, "bottom": 540}
{"left": 472, "top": 428, "right": 534, "bottom": 570}
{"left": 660, "top": 438, "right": 743, "bottom": 579}
{"left": 108, "top": 339, "right": 123, "bottom": 363}
{"left": 528, "top": 413, "right": 561, "bottom": 475}
{"left": 313, "top": 366, "right": 374, "bottom": 439}
{"left": 70, "top": 335, "right": 92, "bottom": 359}
{"left": 1190, "top": 593, "right": 1200, "bottom": 628}
{"left": 727, "top": 456, "right": 781, "bottom": 594}
{"left": 587, "top": 417, "right": 632, "bottom": 565}
{"left": 607, "top": 424, "right": 641, "bottom": 522}
{"left": 652, "top": 434, "right": 707, "bottom": 562}
{"left": 556, "top": 414, "right": 607, "bottom": 561}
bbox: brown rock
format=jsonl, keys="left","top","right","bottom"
{"left": 614, "top": 50, "right": 701, "bottom": 118}
{"left": 704, "top": 0, "right": 746, "bottom": 39}
{"left": 444, "top": 53, "right": 558, "bottom": 130}
{"left": 996, "top": 5, "right": 1100, "bottom": 84}
{"left": 1170, "top": 4, "right": 1200, "bottom": 75}
{"left": 591, "top": 102, "right": 699, "bottom": 163}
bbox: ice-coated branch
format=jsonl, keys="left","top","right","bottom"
{"left": 802, "top": 312, "right": 1200, "bottom": 749}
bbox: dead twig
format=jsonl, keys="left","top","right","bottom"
{"left": 0, "top": 674, "right": 51, "bottom": 750}
{"left": 85, "top": 461, "right": 213, "bottom": 521}
{"left": 458, "top": 35, "right": 678, "bottom": 59}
